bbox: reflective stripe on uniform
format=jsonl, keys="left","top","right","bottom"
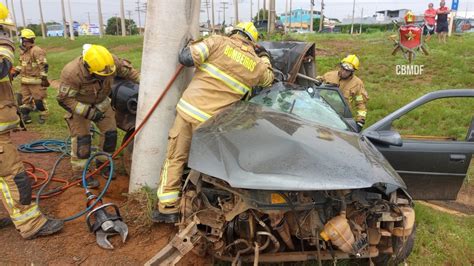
{"left": 176, "top": 98, "right": 211, "bottom": 122}
{"left": 157, "top": 160, "right": 180, "bottom": 204}
{"left": 20, "top": 77, "right": 42, "bottom": 85}
{"left": 0, "top": 118, "right": 20, "bottom": 132}
{"left": 194, "top": 43, "right": 209, "bottom": 63}
{"left": 355, "top": 95, "right": 364, "bottom": 102}
{"left": 74, "top": 102, "right": 90, "bottom": 116}
{"left": 198, "top": 63, "right": 251, "bottom": 95}
{"left": 0, "top": 47, "right": 14, "bottom": 63}
{"left": 0, "top": 177, "right": 15, "bottom": 210}
{"left": 357, "top": 110, "right": 367, "bottom": 117}
{"left": 11, "top": 205, "right": 41, "bottom": 225}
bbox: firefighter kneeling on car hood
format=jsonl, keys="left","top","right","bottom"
{"left": 152, "top": 22, "right": 275, "bottom": 223}
{"left": 317, "top": 55, "right": 369, "bottom": 131}
{"left": 57, "top": 44, "right": 140, "bottom": 189}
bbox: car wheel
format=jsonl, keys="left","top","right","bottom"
{"left": 121, "top": 129, "right": 134, "bottom": 176}
{"left": 373, "top": 224, "right": 416, "bottom": 265}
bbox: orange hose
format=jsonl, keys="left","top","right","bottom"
{"left": 27, "top": 65, "right": 185, "bottom": 199}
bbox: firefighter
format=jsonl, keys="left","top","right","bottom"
{"left": 318, "top": 55, "right": 368, "bottom": 131}
{"left": 12, "top": 29, "right": 50, "bottom": 124}
{"left": 57, "top": 44, "right": 140, "bottom": 188}
{"left": 152, "top": 22, "right": 274, "bottom": 223}
{"left": 0, "top": 3, "right": 63, "bottom": 239}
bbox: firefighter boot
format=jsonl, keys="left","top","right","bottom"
{"left": 151, "top": 209, "right": 179, "bottom": 224}
{"left": 20, "top": 107, "right": 32, "bottom": 124}
{"left": 27, "top": 219, "right": 64, "bottom": 239}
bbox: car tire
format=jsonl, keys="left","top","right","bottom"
{"left": 373, "top": 224, "right": 416, "bottom": 266}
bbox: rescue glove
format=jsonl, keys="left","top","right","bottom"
{"left": 41, "top": 76, "right": 50, "bottom": 87}
{"left": 254, "top": 44, "right": 271, "bottom": 59}
{"left": 89, "top": 109, "right": 105, "bottom": 123}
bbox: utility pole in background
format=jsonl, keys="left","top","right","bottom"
{"left": 233, "top": 0, "right": 239, "bottom": 25}
{"left": 310, "top": 0, "right": 314, "bottom": 32}
{"left": 319, "top": 0, "right": 324, "bottom": 32}
{"left": 9, "top": 0, "right": 17, "bottom": 29}
{"left": 263, "top": 0, "right": 266, "bottom": 19}
{"left": 257, "top": 0, "right": 260, "bottom": 22}
{"left": 19, "top": 0, "right": 25, "bottom": 27}
{"left": 67, "top": 0, "right": 75, "bottom": 40}
{"left": 86, "top": 12, "right": 91, "bottom": 25}
{"left": 61, "top": 0, "right": 67, "bottom": 38}
{"left": 211, "top": 0, "right": 215, "bottom": 32}
{"left": 129, "top": 0, "right": 201, "bottom": 192}
{"left": 250, "top": 0, "right": 253, "bottom": 22}
{"left": 284, "top": 0, "right": 288, "bottom": 33}
{"left": 38, "top": 0, "right": 46, "bottom": 38}
{"left": 221, "top": 1, "right": 228, "bottom": 26}
{"left": 120, "top": 0, "right": 126, "bottom": 36}
{"left": 115, "top": 14, "right": 119, "bottom": 35}
{"left": 97, "top": 0, "right": 104, "bottom": 38}
{"left": 127, "top": 10, "right": 133, "bottom": 34}
{"left": 135, "top": 0, "right": 142, "bottom": 35}
{"left": 350, "top": 0, "right": 356, "bottom": 34}
{"left": 267, "top": 0, "right": 275, "bottom": 33}
{"left": 359, "top": 8, "right": 363, "bottom": 34}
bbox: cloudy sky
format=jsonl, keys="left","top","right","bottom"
{"left": 5, "top": 0, "right": 473, "bottom": 27}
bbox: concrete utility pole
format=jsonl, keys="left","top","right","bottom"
{"left": 204, "top": 0, "right": 210, "bottom": 29}
{"left": 127, "top": 10, "right": 133, "bottom": 34}
{"left": 263, "top": 0, "right": 266, "bottom": 19}
{"left": 120, "top": 0, "right": 126, "bottom": 36}
{"left": 19, "top": 0, "right": 25, "bottom": 27}
{"left": 66, "top": 0, "right": 75, "bottom": 40}
{"left": 350, "top": 0, "right": 356, "bottom": 34}
{"left": 221, "top": 1, "right": 229, "bottom": 26}
{"left": 9, "top": 0, "right": 17, "bottom": 28}
{"left": 310, "top": 0, "right": 314, "bottom": 32}
{"left": 268, "top": 0, "right": 275, "bottom": 33}
{"left": 135, "top": 0, "right": 142, "bottom": 35}
{"left": 38, "top": 0, "right": 46, "bottom": 38}
{"left": 115, "top": 14, "right": 119, "bottom": 35}
{"left": 257, "top": 0, "right": 260, "bottom": 22}
{"left": 97, "top": 0, "right": 104, "bottom": 37}
{"left": 359, "top": 8, "right": 363, "bottom": 34}
{"left": 284, "top": 0, "right": 288, "bottom": 33}
{"left": 87, "top": 12, "right": 91, "bottom": 25}
{"left": 289, "top": 0, "right": 292, "bottom": 31}
{"left": 233, "top": 0, "right": 238, "bottom": 25}
{"left": 211, "top": 0, "right": 215, "bottom": 32}
{"left": 250, "top": 0, "right": 253, "bottom": 22}
{"left": 319, "top": 0, "right": 324, "bottom": 32}
{"left": 61, "top": 0, "right": 67, "bottom": 38}
{"left": 129, "top": 0, "right": 201, "bottom": 192}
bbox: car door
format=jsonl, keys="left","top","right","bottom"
{"left": 363, "top": 89, "right": 474, "bottom": 200}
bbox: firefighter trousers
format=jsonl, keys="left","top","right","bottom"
{"left": 20, "top": 84, "right": 49, "bottom": 116}
{"left": 0, "top": 132, "right": 47, "bottom": 238}
{"left": 157, "top": 113, "right": 200, "bottom": 213}
{"left": 65, "top": 106, "right": 117, "bottom": 176}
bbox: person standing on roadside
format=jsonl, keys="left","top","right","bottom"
{"left": 436, "top": 0, "right": 451, "bottom": 44}
{"left": 424, "top": 3, "right": 437, "bottom": 42}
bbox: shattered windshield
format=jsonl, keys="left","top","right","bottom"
{"left": 250, "top": 84, "right": 350, "bottom": 131}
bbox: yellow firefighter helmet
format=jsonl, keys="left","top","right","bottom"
{"left": 340, "top": 54, "right": 360, "bottom": 71}
{"left": 0, "top": 3, "right": 15, "bottom": 29}
{"left": 20, "top": 28, "right": 36, "bottom": 39}
{"left": 232, "top": 22, "right": 259, "bottom": 42}
{"left": 82, "top": 44, "right": 116, "bottom": 77}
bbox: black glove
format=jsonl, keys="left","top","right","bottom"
{"left": 41, "top": 76, "right": 50, "bottom": 87}
{"left": 90, "top": 109, "right": 105, "bottom": 123}
{"left": 254, "top": 44, "right": 270, "bottom": 59}
{"left": 356, "top": 120, "right": 365, "bottom": 132}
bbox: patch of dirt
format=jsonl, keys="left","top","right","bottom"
{"left": 427, "top": 183, "right": 474, "bottom": 215}
{"left": 0, "top": 131, "right": 208, "bottom": 265}
{"left": 46, "top": 47, "right": 67, "bottom": 53}
{"left": 317, "top": 40, "right": 359, "bottom": 56}
{"left": 111, "top": 44, "right": 142, "bottom": 53}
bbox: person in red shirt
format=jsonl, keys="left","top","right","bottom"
{"left": 436, "top": 0, "right": 451, "bottom": 43}
{"left": 424, "top": 3, "right": 437, "bottom": 42}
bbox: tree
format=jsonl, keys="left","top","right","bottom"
{"left": 106, "top": 17, "right": 138, "bottom": 35}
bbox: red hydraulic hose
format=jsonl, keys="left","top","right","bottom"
{"left": 28, "top": 64, "right": 185, "bottom": 198}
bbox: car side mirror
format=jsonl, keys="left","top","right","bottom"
{"left": 363, "top": 130, "right": 403, "bottom": 146}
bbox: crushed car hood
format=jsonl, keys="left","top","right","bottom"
{"left": 188, "top": 102, "right": 406, "bottom": 191}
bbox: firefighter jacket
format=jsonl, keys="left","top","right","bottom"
{"left": 177, "top": 34, "right": 274, "bottom": 123}
{"left": 0, "top": 43, "right": 19, "bottom": 134}
{"left": 57, "top": 55, "right": 140, "bottom": 116}
{"left": 321, "top": 70, "right": 369, "bottom": 122}
{"left": 16, "top": 45, "right": 47, "bottom": 85}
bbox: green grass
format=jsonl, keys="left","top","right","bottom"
{"left": 16, "top": 33, "right": 474, "bottom": 264}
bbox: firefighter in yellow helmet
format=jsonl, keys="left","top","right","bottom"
{"left": 11, "top": 28, "right": 50, "bottom": 124}
{"left": 0, "top": 3, "right": 63, "bottom": 239}
{"left": 318, "top": 55, "right": 368, "bottom": 131}
{"left": 152, "top": 21, "right": 274, "bottom": 223}
{"left": 57, "top": 44, "right": 140, "bottom": 188}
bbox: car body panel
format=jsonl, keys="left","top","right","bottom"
{"left": 188, "top": 100, "right": 406, "bottom": 192}
{"left": 364, "top": 89, "right": 474, "bottom": 200}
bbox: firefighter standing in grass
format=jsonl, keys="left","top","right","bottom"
{"left": 12, "top": 29, "right": 50, "bottom": 124}
{"left": 152, "top": 22, "right": 274, "bottom": 223}
{"left": 57, "top": 44, "right": 140, "bottom": 189}
{"left": 318, "top": 55, "right": 368, "bottom": 131}
{"left": 0, "top": 3, "right": 63, "bottom": 239}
